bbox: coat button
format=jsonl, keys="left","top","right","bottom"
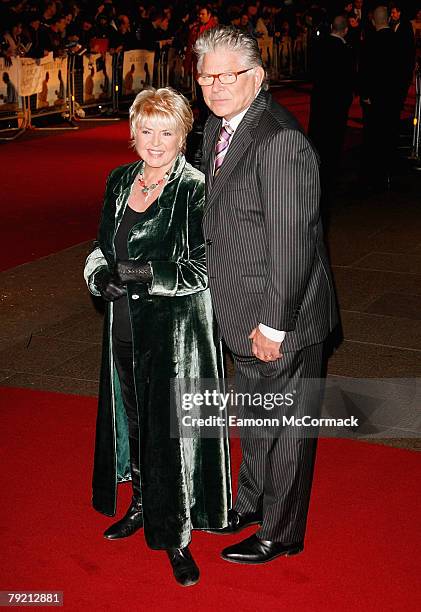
{"left": 206, "top": 239, "right": 213, "bottom": 245}
{"left": 132, "top": 294, "right": 140, "bottom": 300}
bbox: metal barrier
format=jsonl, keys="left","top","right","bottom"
{"left": 0, "top": 48, "right": 157, "bottom": 140}
{"left": 0, "top": 35, "right": 313, "bottom": 143}
{"left": 410, "top": 61, "right": 421, "bottom": 164}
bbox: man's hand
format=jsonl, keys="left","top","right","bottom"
{"left": 249, "top": 327, "right": 283, "bottom": 362}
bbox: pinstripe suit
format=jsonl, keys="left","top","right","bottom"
{"left": 201, "top": 89, "right": 338, "bottom": 543}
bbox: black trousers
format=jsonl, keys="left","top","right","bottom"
{"left": 232, "top": 342, "right": 324, "bottom": 544}
{"left": 112, "top": 336, "right": 141, "bottom": 499}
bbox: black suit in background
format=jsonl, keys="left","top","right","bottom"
{"left": 393, "top": 19, "right": 416, "bottom": 106}
{"left": 359, "top": 27, "right": 403, "bottom": 184}
{"left": 308, "top": 35, "right": 354, "bottom": 196}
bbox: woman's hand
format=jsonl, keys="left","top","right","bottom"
{"left": 115, "top": 261, "right": 153, "bottom": 284}
{"left": 95, "top": 269, "right": 127, "bottom": 301}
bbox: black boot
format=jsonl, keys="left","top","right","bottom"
{"left": 104, "top": 436, "right": 143, "bottom": 540}
{"left": 166, "top": 547, "right": 200, "bottom": 587}
{"left": 103, "top": 496, "right": 143, "bottom": 539}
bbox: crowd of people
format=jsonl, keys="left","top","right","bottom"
{"left": 1, "top": 1, "right": 418, "bottom": 66}
{"left": 1, "top": 1, "right": 419, "bottom": 187}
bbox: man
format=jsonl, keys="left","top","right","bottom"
{"left": 43, "top": 14, "right": 67, "bottom": 57}
{"left": 389, "top": 3, "right": 416, "bottom": 106}
{"left": 308, "top": 15, "right": 355, "bottom": 200}
{"left": 194, "top": 26, "right": 337, "bottom": 564}
{"left": 359, "top": 6, "right": 402, "bottom": 187}
{"left": 184, "top": 5, "right": 218, "bottom": 80}
{"left": 109, "top": 14, "right": 138, "bottom": 52}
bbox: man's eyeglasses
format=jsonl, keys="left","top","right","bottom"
{"left": 196, "top": 68, "right": 254, "bottom": 86}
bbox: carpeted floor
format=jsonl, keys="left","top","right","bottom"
{"left": 1, "top": 84, "right": 415, "bottom": 272}
{"left": 1, "top": 123, "right": 137, "bottom": 271}
{"left": 1, "top": 386, "right": 420, "bottom": 611}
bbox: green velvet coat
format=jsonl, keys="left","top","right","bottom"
{"left": 84, "top": 154, "right": 232, "bottom": 549}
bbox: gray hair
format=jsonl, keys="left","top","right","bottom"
{"left": 194, "top": 26, "right": 267, "bottom": 87}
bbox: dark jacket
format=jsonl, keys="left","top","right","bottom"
{"left": 84, "top": 154, "right": 231, "bottom": 549}
{"left": 359, "top": 27, "right": 401, "bottom": 104}
{"left": 201, "top": 90, "right": 338, "bottom": 357}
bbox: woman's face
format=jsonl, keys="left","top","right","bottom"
{"left": 135, "top": 119, "right": 182, "bottom": 171}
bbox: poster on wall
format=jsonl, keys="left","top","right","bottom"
{"left": 122, "top": 49, "right": 155, "bottom": 96}
{"left": 83, "top": 53, "right": 112, "bottom": 104}
{"left": 0, "top": 57, "right": 20, "bottom": 113}
{"left": 36, "top": 53, "right": 67, "bottom": 110}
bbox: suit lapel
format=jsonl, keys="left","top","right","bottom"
{"left": 204, "top": 91, "right": 269, "bottom": 217}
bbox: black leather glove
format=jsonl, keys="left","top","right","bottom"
{"left": 115, "top": 261, "right": 153, "bottom": 284}
{"left": 94, "top": 268, "right": 127, "bottom": 301}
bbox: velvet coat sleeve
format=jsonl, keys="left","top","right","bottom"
{"left": 148, "top": 181, "right": 208, "bottom": 296}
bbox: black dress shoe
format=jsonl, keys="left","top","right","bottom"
{"left": 207, "top": 509, "right": 262, "bottom": 535}
{"left": 221, "top": 534, "right": 303, "bottom": 564}
{"left": 103, "top": 497, "right": 143, "bottom": 540}
{"left": 166, "top": 547, "right": 200, "bottom": 587}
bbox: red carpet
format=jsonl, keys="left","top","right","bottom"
{"left": 0, "top": 85, "right": 415, "bottom": 272}
{"left": 1, "top": 386, "right": 420, "bottom": 610}
{"left": 1, "top": 123, "right": 137, "bottom": 271}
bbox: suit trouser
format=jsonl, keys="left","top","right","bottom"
{"left": 232, "top": 342, "right": 324, "bottom": 544}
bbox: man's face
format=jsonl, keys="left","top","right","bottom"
{"left": 354, "top": 0, "right": 363, "bottom": 9}
{"left": 199, "top": 9, "right": 210, "bottom": 25}
{"left": 56, "top": 18, "right": 66, "bottom": 33}
{"left": 119, "top": 16, "right": 130, "bottom": 32}
{"left": 391, "top": 8, "right": 400, "bottom": 21}
{"left": 199, "top": 49, "right": 264, "bottom": 121}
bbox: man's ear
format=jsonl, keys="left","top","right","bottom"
{"left": 254, "top": 66, "right": 265, "bottom": 89}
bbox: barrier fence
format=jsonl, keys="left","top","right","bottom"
{"left": 1, "top": 39, "right": 419, "bottom": 153}
{"left": 410, "top": 60, "right": 421, "bottom": 164}
{"left": 0, "top": 48, "right": 155, "bottom": 140}
{"left": 0, "top": 34, "right": 313, "bottom": 140}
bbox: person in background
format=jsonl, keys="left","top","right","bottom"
{"left": 109, "top": 13, "right": 138, "bottom": 53}
{"left": 44, "top": 14, "right": 67, "bottom": 57}
{"left": 184, "top": 4, "right": 218, "bottom": 83}
{"left": 308, "top": 14, "right": 355, "bottom": 209}
{"left": 84, "top": 87, "right": 231, "bottom": 587}
{"left": 359, "top": 5, "right": 402, "bottom": 189}
{"left": 389, "top": 2, "right": 416, "bottom": 107}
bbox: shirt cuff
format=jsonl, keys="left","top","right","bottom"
{"left": 258, "top": 323, "right": 286, "bottom": 343}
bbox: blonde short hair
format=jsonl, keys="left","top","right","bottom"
{"left": 129, "top": 87, "right": 193, "bottom": 152}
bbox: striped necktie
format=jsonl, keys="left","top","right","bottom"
{"left": 214, "top": 123, "right": 233, "bottom": 175}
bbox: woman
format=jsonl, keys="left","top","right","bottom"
{"left": 84, "top": 87, "right": 231, "bottom": 586}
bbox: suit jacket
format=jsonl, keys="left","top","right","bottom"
{"left": 359, "top": 28, "right": 402, "bottom": 104}
{"left": 201, "top": 90, "right": 338, "bottom": 356}
{"left": 310, "top": 35, "right": 355, "bottom": 109}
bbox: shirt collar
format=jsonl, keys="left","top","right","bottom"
{"left": 330, "top": 33, "right": 346, "bottom": 43}
{"left": 222, "top": 88, "right": 262, "bottom": 131}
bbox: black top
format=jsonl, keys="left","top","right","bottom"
{"left": 112, "top": 204, "right": 149, "bottom": 342}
